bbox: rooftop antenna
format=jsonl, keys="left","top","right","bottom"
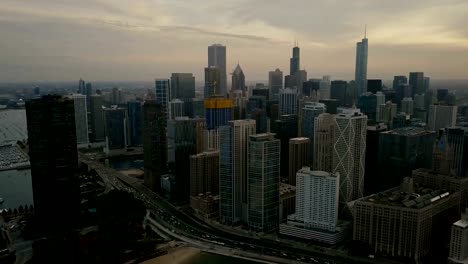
{"left": 364, "top": 24, "right": 367, "bottom": 38}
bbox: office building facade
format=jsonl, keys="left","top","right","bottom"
{"left": 208, "top": 44, "right": 227, "bottom": 96}
{"left": 71, "top": 94, "right": 89, "bottom": 144}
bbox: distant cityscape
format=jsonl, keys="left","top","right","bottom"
{"left": 0, "top": 31, "right": 468, "bottom": 264}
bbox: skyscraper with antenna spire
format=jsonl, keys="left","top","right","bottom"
{"left": 355, "top": 26, "right": 368, "bottom": 102}
{"left": 290, "top": 41, "right": 300, "bottom": 76}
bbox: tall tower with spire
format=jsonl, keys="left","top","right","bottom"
{"left": 231, "top": 64, "right": 246, "bottom": 92}
{"left": 290, "top": 41, "right": 300, "bottom": 76}
{"left": 355, "top": 26, "right": 368, "bottom": 101}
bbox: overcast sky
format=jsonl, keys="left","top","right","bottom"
{"left": 1, "top": 0, "right": 467, "bottom": 82}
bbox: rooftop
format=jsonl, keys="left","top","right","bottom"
{"left": 361, "top": 184, "right": 452, "bottom": 209}
{"left": 382, "top": 126, "right": 434, "bottom": 137}
{"left": 454, "top": 219, "right": 468, "bottom": 229}
{"left": 280, "top": 183, "right": 296, "bottom": 196}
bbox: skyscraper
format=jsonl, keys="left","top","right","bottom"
{"left": 333, "top": 109, "right": 367, "bottom": 206}
{"left": 71, "top": 94, "right": 89, "bottom": 144}
{"left": 155, "top": 79, "right": 170, "bottom": 113}
{"left": 89, "top": 94, "right": 105, "bottom": 142}
{"left": 127, "top": 100, "right": 142, "bottom": 146}
{"left": 204, "top": 66, "right": 221, "bottom": 98}
{"left": 290, "top": 43, "right": 300, "bottom": 75}
{"left": 269, "top": 69, "right": 283, "bottom": 99}
{"left": 247, "top": 133, "right": 280, "bottom": 232}
{"left": 219, "top": 120, "right": 256, "bottom": 225}
{"left": 301, "top": 102, "right": 325, "bottom": 163}
{"left": 378, "top": 127, "right": 435, "bottom": 192}
{"left": 205, "top": 96, "right": 233, "bottom": 130}
{"left": 449, "top": 212, "right": 468, "bottom": 264}
{"left": 272, "top": 115, "right": 298, "bottom": 179}
{"left": 313, "top": 113, "right": 335, "bottom": 172}
{"left": 428, "top": 104, "right": 458, "bottom": 131}
{"left": 208, "top": 44, "right": 227, "bottom": 96}
{"left": 409, "top": 72, "right": 425, "bottom": 96}
{"left": 401, "top": 97, "right": 414, "bottom": 116}
{"left": 103, "top": 107, "right": 127, "bottom": 150}
{"left": 447, "top": 127, "right": 468, "bottom": 177}
{"left": 78, "top": 78, "right": 86, "bottom": 94}
{"left": 190, "top": 150, "right": 220, "bottom": 196}
{"left": 288, "top": 137, "right": 310, "bottom": 186}
{"left": 170, "top": 73, "right": 195, "bottom": 100}
{"left": 355, "top": 31, "right": 368, "bottom": 98}
{"left": 280, "top": 168, "right": 346, "bottom": 244}
{"left": 364, "top": 124, "right": 387, "bottom": 196}
{"left": 357, "top": 92, "right": 378, "bottom": 122}
{"left": 143, "top": 101, "right": 167, "bottom": 192}
{"left": 330, "top": 81, "right": 348, "bottom": 107}
{"left": 279, "top": 87, "right": 298, "bottom": 115}
{"left": 168, "top": 99, "right": 185, "bottom": 120}
{"left": 392, "top": 75, "right": 408, "bottom": 90}
{"left": 26, "top": 95, "right": 80, "bottom": 235}
{"left": 231, "top": 64, "right": 246, "bottom": 92}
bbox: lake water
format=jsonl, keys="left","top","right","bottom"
{"left": 0, "top": 169, "right": 33, "bottom": 210}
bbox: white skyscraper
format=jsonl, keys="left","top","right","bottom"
{"left": 355, "top": 30, "right": 368, "bottom": 98}
{"left": 279, "top": 87, "right": 298, "bottom": 115}
{"left": 428, "top": 104, "right": 458, "bottom": 131}
{"left": 375, "top": 92, "right": 385, "bottom": 120}
{"left": 332, "top": 109, "right": 367, "bottom": 205}
{"left": 448, "top": 211, "right": 468, "bottom": 263}
{"left": 71, "top": 94, "right": 89, "bottom": 144}
{"left": 219, "top": 119, "right": 256, "bottom": 225}
{"left": 208, "top": 44, "right": 227, "bottom": 97}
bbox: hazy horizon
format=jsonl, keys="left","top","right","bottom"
{"left": 1, "top": 0, "right": 468, "bottom": 82}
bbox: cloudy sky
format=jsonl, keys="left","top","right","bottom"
{"left": 1, "top": 0, "right": 467, "bottom": 82}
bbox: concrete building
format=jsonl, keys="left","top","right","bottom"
{"left": 333, "top": 109, "right": 368, "bottom": 206}
{"left": 143, "top": 101, "right": 167, "bottom": 192}
{"left": 170, "top": 73, "right": 195, "bottom": 100}
{"left": 190, "top": 150, "right": 219, "bottom": 196}
{"left": 269, "top": 68, "right": 283, "bottom": 100}
{"left": 280, "top": 168, "right": 349, "bottom": 244}
{"left": 449, "top": 211, "right": 468, "bottom": 264}
{"left": 71, "top": 94, "right": 89, "bottom": 144}
{"left": 353, "top": 183, "right": 461, "bottom": 263}
{"left": 378, "top": 101, "right": 397, "bottom": 127}
{"left": 247, "top": 133, "right": 281, "bottom": 232}
{"left": 301, "top": 102, "right": 325, "bottom": 160}
{"left": 428, "top": 104, "right": 458, "bottom": 131}
{"left": 288, "top": 137, "right": 311, "bottom": 186}
{"left": 314, "top": 113, "right": 335, "bottom": 172}
{"left": 279, "top": 88, "right": 298, "bottom": 115}
{"left": 219, "top": 120, "right": 256, "bottom": 225}
{"left": 208, "top": 44, "right": 227, "bottom": 96}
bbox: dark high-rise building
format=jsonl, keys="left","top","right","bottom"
{"left": 26, "top": 95, "right": 80, "bottom": 235}
{"left": 392, "top": 75, "right": 408, "bottom": 90}
{"left": 89, "top": 95, "right": 105, "bottom": 142}
{"left": 288, "top": 137, "right": 310, "bottom": 186}
{"left": 78, "top": 78, "right": 85, "bottom": 94}
{"left": 447, "top": 127, "right": 468, "bottom": 177}
{"left": 231, "top": 64, "right": 246, "bottom": 92}
{"left": 208, "top": 44, "right": 227, "bottom": 96}
{"left": 104, "top": 107, "right": 127, "bottom": 150}
{"left": 290, "top": 44, "right": 300, "bottom": 75}
{"left": 330, "top": 81, "right": 348, "bottom": 107}
{"left": 272, "top": 114, "right": 298, "bottom": 179}
{"left": 204, "top": 67, "right": 221, "bottom": 99}
{"left": 170, "top": 73, "right": 195, "bottom": 100}
{"left": 437, "top": 88, "right": 449, "bottom": 103}
{"left": 319, "top": 99, "right": 339, "bottom": 114}
{"left": 269, "top": 69, "right": 283, "bottom": 99}
{"left": 190, "top": 150, "right": 220, "bottom": 196}
{"left": 377, "top": 127, "right": 435, "bottom": 192}
{"left": 302, "top": 79, "right": 320, "bottom": 97}
{"left": 424, "top": 77, "right": 430, "bottom": 92}
{"left": 247, "top": 133, "right": 280, "bottom": 232}
{"left": 364, "top": 124, "right": 387, "bottom": 196}
{"left": 168, "top": 118, "right": 206, "bottom": 202}
{"left": 367, "top": 79, "right": 382, "bottom": 94}
{"left": 127, "top": 101, "right": 142, "bottom": 146}
{"left": 252, "top": 87, "right": 269, "bottom": 99}
{"left": 409, "top": 72, "right": 425, "bottom": 96}
{"left": 357, "top": 92, "right": 378, "bottom": 122}
{"left": 143, "top": 101, "right": 167, "bottom": 192}
{"left": 394, "top": 84, "right": 411, "bottom": 108}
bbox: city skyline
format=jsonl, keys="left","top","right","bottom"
{"left": 1, "top": 1, "right": 468, "bottom": 82}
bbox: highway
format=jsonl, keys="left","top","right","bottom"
{"left": 79, "top": 152, "right": 382, "bottom": 264}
